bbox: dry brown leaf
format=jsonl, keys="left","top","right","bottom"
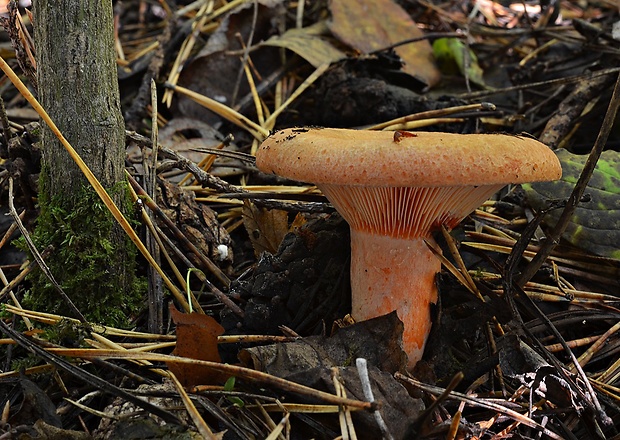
{"left": 261, "top": 21, "right": 347, "bottom": 68}
{"left": 158, "top": 118, "right": 224, "bottom": 165}
{"left": 327, "top": 0, "right": 440, "bottom": 87}
{"left": 167, "top": 304, "right": 226, "bottom": 387}
{"left": 289, "top": 212, "right": 308, "bottom": 232}
{"left": 242, "top": 201, "right": 290, "bottom": 256}
{"left": 239, "top": 313, "right": 421, "bottom": 439}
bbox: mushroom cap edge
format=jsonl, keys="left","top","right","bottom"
{"left": 256, "top": 127, "right": 562, "bottom": 187}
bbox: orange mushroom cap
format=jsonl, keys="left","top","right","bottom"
{"left": 256, "top": 127, "right": 561, "bottom": 369}
{"left": 257, "top": 128, "right": 561, "bottom": 187}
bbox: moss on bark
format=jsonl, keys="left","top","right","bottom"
{"left": 22, "top": 175, "right": 144, "bottom": 327}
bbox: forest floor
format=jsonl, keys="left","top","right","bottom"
{"left": 0, "top": 0, "right": 619, "bottom": 439}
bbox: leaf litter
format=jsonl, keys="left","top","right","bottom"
{"left": 0, "top": 0, "right": 619, "bottom": 439}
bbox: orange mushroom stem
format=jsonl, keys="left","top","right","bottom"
{"left": 322, "top": 184, "right": 504, "bottom": 366}
{"left": 257, "top": 128, "right": 561, "bottom": 369}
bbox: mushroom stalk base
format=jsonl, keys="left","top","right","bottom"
{"left": 350, "top": 229, "right": 440, "bottom": 369}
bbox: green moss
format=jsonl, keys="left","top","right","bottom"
{"left": 22, "top": 174, "right": 145, "bottom": 328}
{"left": 43, "top": 318, "right": 90, "bottom": 347}
{"left": 10, "top": 352, "right": 42, "bottom": 373}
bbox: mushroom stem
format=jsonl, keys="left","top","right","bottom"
{"left": 350, "top": 229, "right": 439, "bottom": 368}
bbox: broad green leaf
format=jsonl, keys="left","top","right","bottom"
{"left": 523, "top": 149, "right": 620, "bottom": 259}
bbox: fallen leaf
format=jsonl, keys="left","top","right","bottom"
{"left": 239, "top": 313, "right": 422, "bottom": 439}
{"left": 240, "top": 312, "right": 407, "bottom": 373}
{"left": 159, "top": 118, "right": 227, "bottom": 165}
{"left": 262, "top": 21, "right": 347, "bottom": 68}
{"left": 524, "top": 148, "right": 620, "bottom": 259}
{"left": 11, "top": 376, "right": 61, "bottom": 428}
{"left": 242, "top": 201, "right": 290, "bottom": 256}
{"left": 433, "top": 37, "right": 486, "bottom": 88}
{"left": 327, "top": 0, "right": 440, "bottom": 87}
{"left": 167, "top": 304, "right": 226, "bottom": 387}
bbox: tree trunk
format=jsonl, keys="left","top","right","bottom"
{"left": 30, "top": 0, "right": 140, "bottom": 325}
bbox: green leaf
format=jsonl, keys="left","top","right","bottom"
{"left": 224, "top": 376, "right": 236, "bottom": 391}
{"left": 523, "top": 149, "right": 620, "bottom": 259}
{"left": 432, "top": 38, "right": 486, "bottom": 88}
{"left": 223, "top": 377, "right": 244, "bottom": 407}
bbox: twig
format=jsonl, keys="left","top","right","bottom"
{"left": 0, "top": 95, "right": 12, "bottom": 146}
{"left": 406, "top": 371, "right": 464, "bottom": 436}
{"left": 367, "top": 31, "right": 465, "bottom": 55}
{"left": 124, "top": 15, "right": 177, "bottom": 129}
{"left": 355, "top": 358, "right": 393, "bottom": 440}
{"left": 265, "top": 413, "right": 290, "bottom": 440}
{"left": 522, "top": 292, "right": 611, "bottom": 428}
{"left": 48, "top": 348, "right": 374, "bottom": 410}
{"left": 169, "top": 372, "right": 218, "bottom": 439}
{"left": 147, "top": 78, "right": 164, "bottom": 334}
{"left": 332, "top": 367, "right": 357, "bottom": 440}
{"left": 396, "top": 373, "right": 564, "bottom": 440}
{"left": 501, "top": 202, "right": 610, "bottom": 426}
{"left": 230, "top": 0, "right": 259, "bottom": 107}
{"left": 164, "top": 82, "right": 270, "bottom": 140}
{"left": 127, "top": 130, "right": 332, "bottom": 214}
{"left": 367, "top": 102, "right": 495, "bottom": 130}
{"left": 457, "top": 67, "right": 620, "bottom": 100}
{"left": 0, "top": 258, "right": 40, "bottom": 304}
{"left": 126, "top": 171, "right": 234, "bottom": 290}
{"left": 189, "top": 145, "right": 255, "bottom": 164}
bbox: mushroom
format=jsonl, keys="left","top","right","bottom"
{"left": 256, "top": 128, "right": 561, "bottom": 368}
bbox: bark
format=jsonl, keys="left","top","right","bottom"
{"left": 34, "top": 0, "right": 124, "bottom": 194}
{"left": 31, "top": 0, "right": 139, "bottom": 325}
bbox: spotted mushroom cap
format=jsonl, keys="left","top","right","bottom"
{"left": 256, "top": 127, "right": 562, "bottom": 187}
